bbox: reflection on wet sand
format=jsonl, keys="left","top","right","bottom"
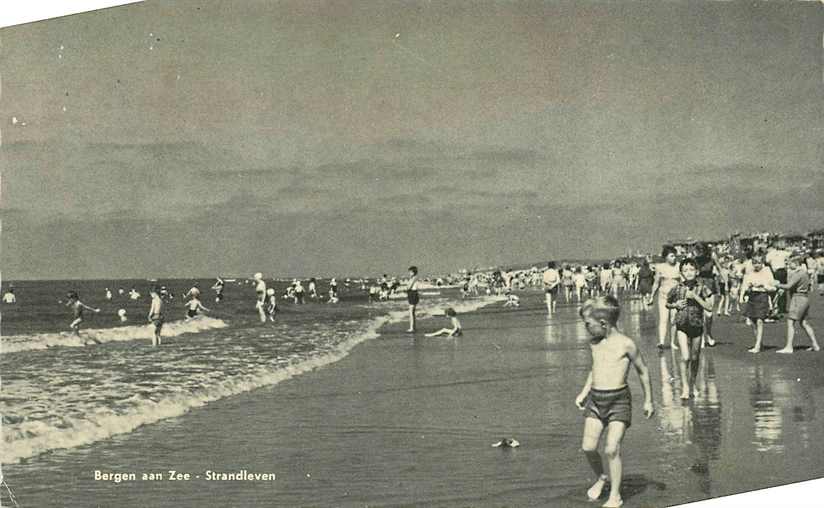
{"left": 655, "top": 348, "right": 723, "bottom": 495}
{"left": 749, "top": 364, "right": 784, "bottom": 453}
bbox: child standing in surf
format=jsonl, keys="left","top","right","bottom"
{"left": 65, "top": 292, "right": 101, "bottom": 345}
{"left": 575, "top": 296, "right": 654, "bottom": 508}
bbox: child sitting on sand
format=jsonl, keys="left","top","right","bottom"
{"left": 425, "top": 308, "right": 463, "bottom": 337}
{"left": 575, "top": 296, "right": 654, "bottom": 508}
{"left": 503, "top": 291, "right": 520, "bottom": 307}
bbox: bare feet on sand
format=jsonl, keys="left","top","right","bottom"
{"left": 776, "top": 348, "right": 793, "bottom": 354}
{"left": 587, "top": 475, "right": 607, "bottom": 501}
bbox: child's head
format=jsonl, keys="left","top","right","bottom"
{"left": 67, "top": 291, "right": 79, "bottom": 300}
{"left": 579, "top": 296, "right": 620, "bottom": 339}
{"left": 547, "top": 261, "right": 556, "bottom": 269}
{"left": 787, "top": 255, "right": 802, "bottom": 270}
{"left": 679, "top": 258, "right": 698, "bottom": 281}
{"left": 408, "top": 266, "right": 418, "bottom": 276}
{"left": 150, "top": 286, "right": 160, "bottom": 296}
{"left": 444, "top": 307, "right": 456, "bottom": 317}
{"left": 662, "top": 245, "right": 677, "bottom": 263}
{"left": 751, "top": 253, "right": 765, "bottom": 271}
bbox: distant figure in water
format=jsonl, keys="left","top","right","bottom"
{"left": 105, "top": 287, "right": 112, "bottom": 300}
{"left": 118, "top": 308, "right": 128, "bottom": 322}
{"left": 294, "top": 279, "right": 305, "bottom": 304}
{"left": 129, "top": 288, "right": 141, "bottom": 300}
{"left": 425, "top": 308, "right": 462, "bottom": 337}
{"left": 308, "top": 278, "right": 318, "bottom": 299}
{"left": 118, "top": 287, "right": 125, "bottom": 296}
{"left": 184, "top": 284, "right": 201, "bottom": 299}
{"left": 405, "top": 266, "right": 419, "bottom": 333}
{"left": 254, "top": 273, "right": 267, "bottom": 323}
{"left": 267, "top": 288, "right": 277, "bottom": 321}
{"left": 65, "top": 291, "right": 101, "bottom": 344}
{"left": 147, "top": 286, "right": 164, "bottom": 346}
{"left": 212, "top": 277, "right": 225, "bottom": 302}
{"left": 328, "top": 278, "right": 339, "bottom": 303}
{"left": 184, "top": 295, "right": 210, "bottom": 319}
{"left": 3, "top": 287, "right": 17, "bottom": 304}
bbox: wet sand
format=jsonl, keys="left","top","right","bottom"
{"left": 5, "top": 292, "right": 824, "bottom": 507}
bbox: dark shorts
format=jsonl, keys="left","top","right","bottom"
{"left": 788, "top": 294, "right": 810, "bottom": 321}
{"left": 545, "top": 286, "right": 559, "bottom": 295}
{"left": 584, "top": 386, "right": 632, "bottom": 428}
{"left": 676, "top": 324, "right": 703, "bottom": 339}
{"left": 407, "top": 290, "right": 420, "bottom": 305}
{"left": 745, "top": 292, "right": 771, "bottom": 321}
{"left": 699, "top": 277, "right": 718, "bottom": 295}
{"left": 187, "top": 309, "right": 197, "bottom": 318}
{"left": 152, "top": 317, "right": 164, "bottom": 331}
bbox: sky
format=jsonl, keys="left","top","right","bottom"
{"left": 1, "top": 0, "right": 823, "bottom": 280}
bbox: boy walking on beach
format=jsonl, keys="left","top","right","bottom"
{"left": 575, "top": 296, "right": 654, "bottom": 508}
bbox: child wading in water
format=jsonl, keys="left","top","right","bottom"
{"left": 776, "top": 255, "right": 820, "bottom": 353}
{"left": 425, "top": 307, "right": 463, "bottom": 337}
{"left": 575, "top": 296, "right": 654, "bottom": 508}
{"left": 666, "top": 259, "right": 714, "bottom": 400}
{"left": 65, "top": 292, "right": 101, "bottom": 345}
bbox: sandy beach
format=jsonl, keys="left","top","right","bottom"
{"left": 5, "top": 292, "right": 824, "bottom": 507}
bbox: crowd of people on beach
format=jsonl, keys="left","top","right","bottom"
{"left": 2, "top": 228, "right": 823, "bottom": 508}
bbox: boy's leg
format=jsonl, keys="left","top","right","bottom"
{"left": 677, "top": 331, "right": 690, "bottom": 399}
{"left": 602, "top": 421, "right": 628, "bottom": 507}
{"left": 800, "top": 319, "right": 820, "bottom": 351}
{"left": 777, "top": 320, "right": 795, "bottom": 353}
{"left": 581, "top": 416, "right": 607, "bottom": 500}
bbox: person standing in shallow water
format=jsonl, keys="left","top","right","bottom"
{"left": 405, "top": 266, "right": 420, "bottom": 333}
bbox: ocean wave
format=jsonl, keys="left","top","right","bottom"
{"left": 1, "top": 315, "right": 395, "bottom": 464}
{"left": 1, "top": 317, "right": 228, "bottom": 353}
{"left": 2, "top": 295, "right": 502, "bottom": 464}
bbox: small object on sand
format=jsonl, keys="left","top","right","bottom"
{"left": 492, "top": 437, "right": 520, "bottom": 448}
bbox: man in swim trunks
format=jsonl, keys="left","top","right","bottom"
{"left": 575, "top": 296, "right": 654, "bottom": 508}
{"left": 405, "top": 266, "right": 419, "bottom": 332}
{"left": 147, "top": 286, "right": 164, "bottom": 346}
{"left": 253, "top": 273, "right": 267, "bottom": 323}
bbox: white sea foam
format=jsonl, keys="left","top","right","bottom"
{"left": 1, "top": 317, "right": 228, "bottom": 353}
{"left": 2, "top": 296, "right": 501, "bottom": 464}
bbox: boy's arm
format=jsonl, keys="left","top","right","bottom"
{"left": 575, "top": 371, "right": 593, "bottom": 409}
{"left": 627, "top": 339, "right": 654, "bottom": 418}
{"left": 81, "top": 302, "right": 100, "bottom": 312}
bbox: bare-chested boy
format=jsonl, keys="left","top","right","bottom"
{"left": 148, "top": 286, "right": 164, "bottom": 346}
{"left": 575, "top": 295, "right": 654, "bottom": 508}
{"left": 65, "top": 291, "right": 101, "bottom": 345}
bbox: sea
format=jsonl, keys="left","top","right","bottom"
{"left": 0, "top": 278, "right": 496, "bottom": 466}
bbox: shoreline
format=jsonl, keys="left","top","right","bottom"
{"left": 4, "top": 292, "right": 824, "bottom": 507}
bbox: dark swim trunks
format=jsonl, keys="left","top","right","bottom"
{"left": 407, "top": 289, "right": 420, "bottom": 305}
{"left": 187, "top": 309, "right": 197, "bottom": 318}
{"left": 584, "top": 386, "right": 632, "bottom": 428}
